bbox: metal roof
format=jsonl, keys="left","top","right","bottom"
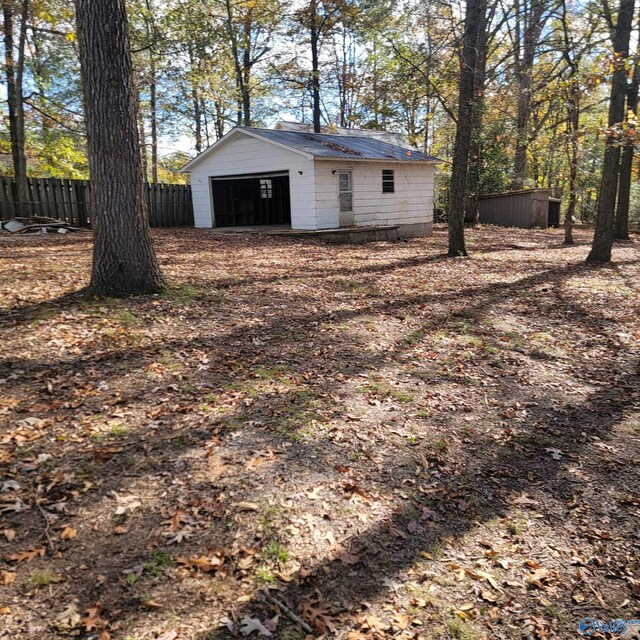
{"left": 274, "top": 121, "right": 417, "bottom": 150}
{"left": 240, "top": 127, "right": 441, "bottom": 162}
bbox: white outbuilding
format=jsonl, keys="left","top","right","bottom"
{"left": 182, "top": 126, "right": 440, "bottom": 238}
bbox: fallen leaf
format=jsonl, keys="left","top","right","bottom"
{"left": 306, "top": 486, "right": 324, "bottom": 500}
{"left": 336, "top": 549, "right": 361, "bottom": 565}
{"left": 5, "top": 547, "right": 45, "bottom": 563}
{"left": 60, "top": 526, "right": 77, "bottom": 540}
{"left": 54, "top": 602, "right": 81, "bottom": 630}
{"left": 235, "top": 501, "right": 259, "bottom": 512}
{"left": 82, "top": 605, "right": 109, "bottom": 632}
{"left": 163, "top": 509, "right": 190, "bottom": 532}
{"left": 239, "top": 616, "right": 272, "bottom": 636}
{"left": 1, "top": 570, "right": 16, "bottom": 585}
{"left": 3, "top": 529, "right": 16, "bottom": 542}
{"left": 177, "top": 550, "right": 225, "bottom": 572}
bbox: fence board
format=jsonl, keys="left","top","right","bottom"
{"left": 0, "top": 176, "right": 193, "bottom": 228}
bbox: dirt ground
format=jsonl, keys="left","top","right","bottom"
{"left": 0, "top": 225, "right": 638, "bottom": 640}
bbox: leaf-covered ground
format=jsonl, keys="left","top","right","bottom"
{"left": 0, "top": 225, "right": 638, "bottom": 640}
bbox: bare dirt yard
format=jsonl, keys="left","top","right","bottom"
{"left": 0, "top": 225, "right": 638, "bottom": 640}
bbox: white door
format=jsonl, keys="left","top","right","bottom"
{"left": 338, "top": 171, "right": 354, "bottom": 226}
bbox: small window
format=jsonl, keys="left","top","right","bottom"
{"left": 382, "top": 169, "right": 394, "bottom": 193}
{"left": 259, "top": 179, "right": 273, "bottom": 199}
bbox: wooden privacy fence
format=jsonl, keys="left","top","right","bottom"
{"left": 0, "top": 176, "right": 194, "bottom": 228}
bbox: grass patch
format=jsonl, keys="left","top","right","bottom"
{"left": 28, "top": 569, "right": 58, "bottom": 587}
{"left": 165, "top": 284, "right": 207, "bottom": 304}
{"left": 254, "top": 565, "right": 277, "bottom": 583}
{"left": 357, "top": 380, "right": 415, "bottom": 403}
{"left": 144, "top": 550, "right": 174, "bottom": 576}
{"left": 261, "top": 539, "right": 289, "bottom": 565}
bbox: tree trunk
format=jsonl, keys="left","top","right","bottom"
{"left": 310, "top": 3, "right": 321, "bottom": 133}
{"left": 75, "top": 0, "right": 166, "bottom": 296}
{"left": 614, "top": 54, "right": 639, "bottom": 240}
{"left": 149, "top": 56, "right": 159, "bottom": 183}
{"left": 564, "top": 87, "right": 579, "bottom": 245}
{"left": 242, "top": 41, "right": 251, "bottom": 126}
{"left": 465, "top": 5, "right": 489, "bottom": 224}
{"left": 587, "top": 0, "right": 635, "bottom": 262}
{"left": 188, "top": 45, "right": 203, "bottom": 152}
{"left": 448, "top": 0, "right": 486, "bottom": 256}
{"left": 511, "top": 0, "right": 545, "bottom": 189}
{"left": 137, "top": 87, "right": 148, "bottom": 180}
{"left": 225, "top": 0, "right": 249, "bottom": 126}
{"left": 3, "top": 0, "right": 29, "bottom": 215}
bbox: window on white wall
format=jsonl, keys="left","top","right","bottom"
{"left": 259, "top": 179, "right": 273, "bottom": 198}
{"left": 382, "top": 169, "right": 395, "bottom": 193}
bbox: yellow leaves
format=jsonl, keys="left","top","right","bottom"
{"left": 481, "top": 590, "right": 499, "bottom": 603}
{"left": 5, "top": 547, "right": 45, "bottom": 563}
{"left": 454, "top": 603, "right": 476, "bottom": 619}
{"left": 60, "top": 526, "right": 77, "bottom": 540}
{"left": 235, "top": 501, "right": 259, "bottom": 512}
{"left": 0, "top": 570, "right": 16, "bottom": 585}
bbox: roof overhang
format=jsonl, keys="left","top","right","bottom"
{"left": 314, "top": 157, "right": 442, "bottom": 164}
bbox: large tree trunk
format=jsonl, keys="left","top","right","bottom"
{"left": 465, "top": 6, "right": 489, "bottom": 224}
{"left": 511, "top": 0, "right": 546, "bottom": 189}
{"left": 587, "top": 0, "right": 635, "bottom": 262}
{"left": 614, "top": 55, "right": 639, "bottom": 240}
{"left": 3, "top": 0, "right": 29, "bottom": 215}
{"left": 75, "top": 0, "right": 166, "bottom": 296}
{"left": 448, "top": 0, "right": 487, "bottom": 256}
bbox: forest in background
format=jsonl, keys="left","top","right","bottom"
{"left": 1, "top": 0, "right": 639, "bottom": 225}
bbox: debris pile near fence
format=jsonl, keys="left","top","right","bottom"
{"left": 1, "top": 216, "right": 87, "bottom": 234}
{"left": 0, "top": 176, "right": 193, "bottom": 228}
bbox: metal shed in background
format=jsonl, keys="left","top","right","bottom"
{"left": 478, "top": 189, "right": 560, "bottom": 229}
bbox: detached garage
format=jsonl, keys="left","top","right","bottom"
{"left": 182, "top": 127, "right": 441, "bottom": 238}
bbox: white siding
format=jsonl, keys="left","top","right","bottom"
{"left": 313, "top": 160, "right": 434, "bottom": 228}
{"left": 188, "top": 132, "right": 317, "bottom": 230}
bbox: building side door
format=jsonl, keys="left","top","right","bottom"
{"left": 338, "top": 171, "right": 354, "bottom": 226}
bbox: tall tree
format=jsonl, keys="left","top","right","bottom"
{"left": 3, "top": 0, "right": 29, "bottom": 215}
{"left": 587, "top": 0, "right": 635, "bottom": 262}
{"left": 614, "top": 31, "right": 640, "bottom": 240}
{"left": 75, "top": 0, "right": 166, "bottom": 296}
{"left": 511, "top": 0, "right": 549, "bottom": 189}
{"left": 448, "top": 0, "right": 487, "bottom": 256}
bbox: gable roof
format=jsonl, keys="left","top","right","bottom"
{"left": 181, "top": 127, "right": 441, "bottom": 171}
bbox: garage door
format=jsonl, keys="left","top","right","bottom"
{"left": 211, "top": 173, "right": 291, "bottom": 227}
